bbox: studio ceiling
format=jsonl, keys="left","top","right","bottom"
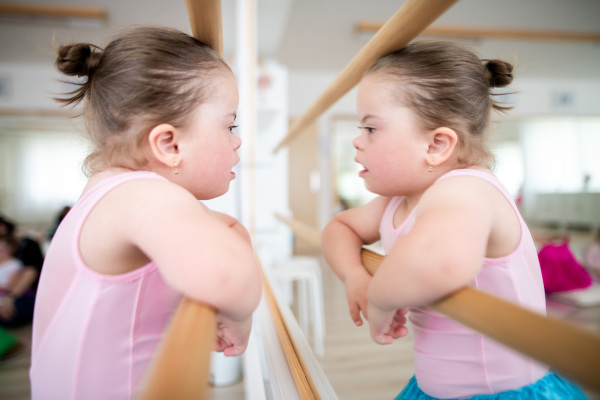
{"left": 0, "top": 0, "right": 599, "bottom": 80}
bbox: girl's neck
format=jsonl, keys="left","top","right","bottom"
{"left": 402, "top": 192, "right": 424, "bottom": 215}
{"left": 401, "top": 164, "right": 488, "bottom": 212}
{"left": 83, "top": 166, "right": 143, "bottom": 195}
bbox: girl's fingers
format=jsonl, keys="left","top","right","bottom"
{"left": 372, "top": 331, "right": 394, "bottom": 345}
{"left": 360, "top": 300, "right": 369, "bottom": 321}
{"left": 392, "top": 325, "right": 409, "bottom": 338}
{"left": 348, "top": 301, "right": 363, "bottom": 326}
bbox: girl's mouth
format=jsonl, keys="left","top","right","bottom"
{"left": 357, "top": 162, "right": 368, "bottom": 177}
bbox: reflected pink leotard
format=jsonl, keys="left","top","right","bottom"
{"left": 30, "top": 172, "right": 181, "bottom": 400}
{"left": 379, "top": 169, "right": 548, "bottom": 399}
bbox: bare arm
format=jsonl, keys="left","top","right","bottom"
{"left": 368, "top": 177, "right": 493, "bottom": 343}
{"left": 204, "top": 206, "right": 253, "bottom": 245}
{"left": 200, "top": 205, "right": 258, "bottom": 355}
{"left": 82, "top": 179, "right": 262, "bottom": 323}
{"left": 322, "top": 196, "right": 390, "bottom": 325}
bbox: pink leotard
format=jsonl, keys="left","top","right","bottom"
{"left": 379, "top": 169, "right": 548, "bottom": 399}
{"left": 30, "top": 172, "right": 181, "bottom": 400}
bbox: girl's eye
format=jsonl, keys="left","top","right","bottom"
{"left": 229, "top": 125, "right": 239, "bottom": 134}
{"left": 358, "top": 126, "right": 375, "bottom": 134}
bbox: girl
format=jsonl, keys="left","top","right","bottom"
{"left": 30, "top": 26, "right": 262, "bottom": 399}
{"left": 322, "top": 41, "right": 587, "bottom": 399}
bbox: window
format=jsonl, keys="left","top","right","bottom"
{"left": 522, "top": 116, "right": 600, "bottom": 193}
{"left": 0, "top": 121, "right": 87, "bottom": 227}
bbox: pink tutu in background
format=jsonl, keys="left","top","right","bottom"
{"left": 538, "top": 241, "right": 593, "bottom": 294}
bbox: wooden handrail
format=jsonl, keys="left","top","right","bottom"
{"left": 356, "top": 22, "right": 600, "bottom": 43}
{"left": 0, "top": 4, "right": 107, "bottom": 20}
{"left": 272, "top": 0, "right": 458, "bottom": 153}
{"left": 140, "top": 300, "right": 217, "bottom": 400}
{"left": 185, "top": 0, "right": 224, "bottom": 56}
{"left": 277, "top": 215, "right": 600, "bottom": 391}
{"left": 275, "top": 213, "right": 322, "bottom": 248}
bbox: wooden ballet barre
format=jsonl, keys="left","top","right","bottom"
{"left": 275, "top": 213, "right": 322, "bottom": 248}
{"left": 185, "top": 0, "right": 223, "bottom": 55}
{"left": 0, "top": 4, "right": 107, "bottom": 20}
{"left": 272, "top": 0, "right": 458, "bottom": 153}
{"left": 277, "top": 214, "right": 600, "bottom": 392}
{"left": 355, "top": 22, "right": 600, "bottom": 43}
{"left": 140, "top": 300, "right": 217, "bottom": 400}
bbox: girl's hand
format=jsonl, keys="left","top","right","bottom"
{"left": 344, "top": 268, "right": 372, "bottom": 326}
{"left": 214, "top": 315, "right": 253, "bottom": 357}
{"left": 368, "top": 305, "right": 409, "bottom": 345}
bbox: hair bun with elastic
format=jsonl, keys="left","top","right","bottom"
{"left": 55, "top": 43, "right": 102, "bottom": 78}
{"left": 484, "top": 59, "right": 513, "bottom": 88}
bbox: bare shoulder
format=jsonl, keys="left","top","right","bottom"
{"left": 81, "top": 176, "right": 222, "bottom": 274}
{"left": 420, "top": 171, "right": 499, "bottom": 212}
{"left": 418, "top": 170, "right": 520, "bottom": 257}
{"left": 106, "top": 178, "right": 219, "bottom": 238}
{"left": 109, "top": 177, "right": 202, "bottom": 213}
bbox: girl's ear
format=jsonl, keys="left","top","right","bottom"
{"left": 147, "top": 124, "right": 181, "bottom": 168}
{"left": 426, "top": 127, "right": 458, "bottom": 166}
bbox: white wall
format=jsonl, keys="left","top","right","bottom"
{"left": 512, "top": 79, "right": 600, "bottom": 116}
{"left": 0, "top": 63, "right": 63, "bottom": 110}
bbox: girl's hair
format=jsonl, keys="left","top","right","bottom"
{"left": 368, "top": 41, "right": 514, "bottom": 168}
{"left": 55, "top": 26, "right": 231, "bottom": 176}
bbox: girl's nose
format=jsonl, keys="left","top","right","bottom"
{"left": 353, "top": 134, "right": 363, "bottom": 150}
{"left": 233, "top": 135, "right": 242, "bottom": 151}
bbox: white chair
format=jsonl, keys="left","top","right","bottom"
{"left": 269, "top": 256, "right": 325, "bottom": 357}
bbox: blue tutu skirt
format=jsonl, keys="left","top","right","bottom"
{"left": 394, "top": 371, "right": 588, "bottom": 400}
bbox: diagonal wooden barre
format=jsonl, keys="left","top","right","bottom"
{"left": 272, "top": 0, "right": 458, "bottom": 153}
{"left": 356, "top": 22, "right": 600, "bottom": 43}
{"left": 277, "top": 214, "right": 600, "bottom": 392}
{"left": 275, "top": 213, "right": 322, "bottom": 248}
{"left": 0, "top": 4, "right": 107, "bottom": 20}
